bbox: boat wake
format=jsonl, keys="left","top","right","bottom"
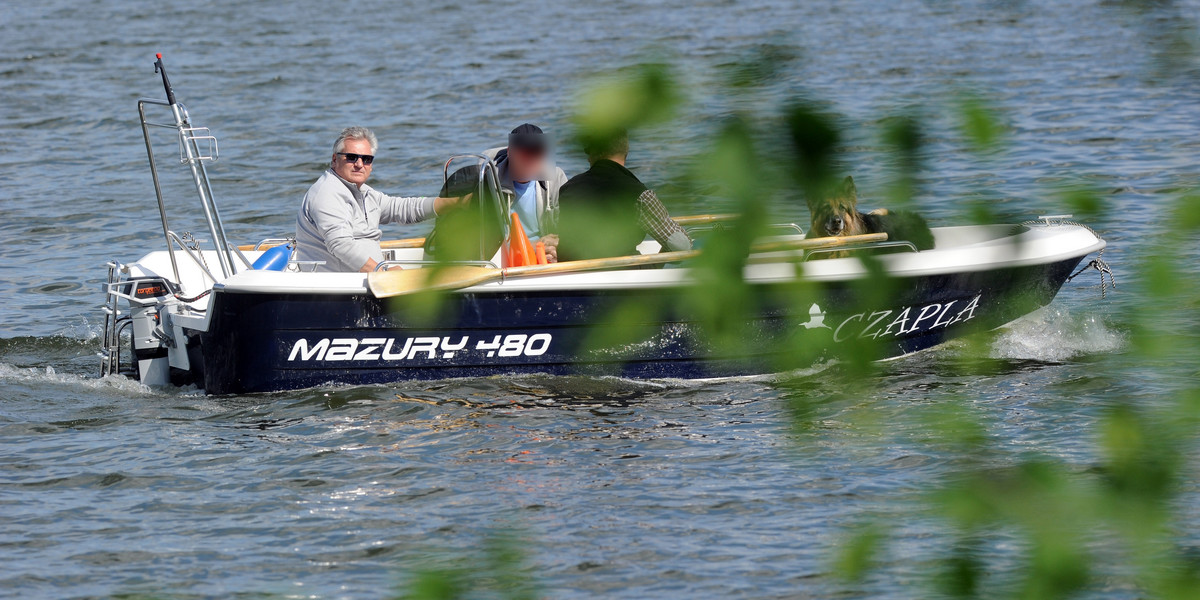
{"left": 0, "top": 309, "right": 1121, "bottom": 401}
{"left": 989, "top": 305, "right": 1124, "bottom": 362}
{"left": 0, "top": 361, "right": 161, "bottom": 396}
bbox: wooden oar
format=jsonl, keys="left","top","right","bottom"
{"left": 368, "top": 232, "right": 887, "bottom": 298}
{"left": 670, "top": 213, "right": 739, "bottom": 226}
{"left": 236, "top": 237, "right": 428, "bottom": 252}
{"left": 380, "top": 238, "right": 427, "bottom": 249}
{"left": 237, "top": 214, "right": 740, "bottom": 252}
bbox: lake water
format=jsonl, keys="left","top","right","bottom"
{"left": 1, "top": 0, "right": 1197, "bottom": 597}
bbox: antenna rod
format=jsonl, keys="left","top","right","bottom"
{"left": 154, "top": 53, "right": 176, "bottom": 105}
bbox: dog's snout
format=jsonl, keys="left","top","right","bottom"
{"left": 825, "top": 216, "right": 844, "bottom": 235}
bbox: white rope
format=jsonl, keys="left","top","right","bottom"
{"left": 1021, "top": 218, "right": 1115, "bottom": 299}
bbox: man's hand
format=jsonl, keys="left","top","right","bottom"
{"left": 539, "top": 234, "right": 559, "bottom": 264}
{"left": 361, "top": 258, "right": 405, "bottom": 272}
{"left": 433, "top": 193, "right": 472, "bottom": 215}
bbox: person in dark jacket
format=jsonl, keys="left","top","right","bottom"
{"left": 557, "top": 130, "right": 691, "bottom": 261}
{"left": 425, "top": 124, "right": 568, "bottom": 263}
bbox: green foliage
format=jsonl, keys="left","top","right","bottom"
{"left": 393, "top": 530, "right": 539, "bottom": 600}
{"left": 1171, "top": 194, "right": 1200, "bottom": 231}
{"left": 409, "top": 27, "right": 1200, "bottom": 595}
{"left": 916, "top": 399, "right": 990, "bottom": 454}
{"left": 934, "top": 460, "right": 1095, "bottom": 599}
{"left": 721, "top": 42, "right": 800, "bottom": 90}
{"left": 573, "top": 62, "right": 682, "bottom": 154}
{"left": 1057, "top": 184, "right": 1108, "bottom": 221}
{"left": 956, "top": 94, "right": 1004, "bottom": 152}
{"left": 580, "top": 295, "right": 663, "bottom": 361}
{"left": 784, "top": 100, "right": 844, "bottom": 199}
{"left": 676, "top": 119, "right": 771, "bottom": 356}
{"left": 934, "top": 538, "right": 985, "bottom": 599}
{"left": 881, "top": 113, "right": 925, "bottom": 209}
{"left": 834, "top": 521, "right": 887, "bottom": 582}
{"left": 568, "top": 52, "right": 1200, "bottom": 599}
{"left": 404, "top": 569, "right": 469, "bottom": 600}
{"left": 1113, "top": 0, "right": 1200, "bottom": 81}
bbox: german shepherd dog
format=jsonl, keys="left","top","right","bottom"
{"left": 806, "top": 176, "right": 935, "bottom": 258}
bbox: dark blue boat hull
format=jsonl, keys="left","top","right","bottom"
{"left": 196, "top": 257, "right": 1084, "bottom": 394}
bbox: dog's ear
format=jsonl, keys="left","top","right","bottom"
{"left": 804, "top": 188, "right": 823, "bottom": 210}
{"left": 841, "top": 175, "right": 857, "bottom": 198}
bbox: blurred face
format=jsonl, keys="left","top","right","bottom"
{"left": 331, "top": 137, "right": 374, "bottom": 186}
{"left": 508, "top": 145, "right": 546, "bottom": 183}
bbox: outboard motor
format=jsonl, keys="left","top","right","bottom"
{"left": 127, "top": 279, "right": 175, "bottom": 386}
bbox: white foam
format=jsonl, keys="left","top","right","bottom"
{"left": 990, "top": 305, "right": 1124, "bottom": 362}
{"left": 61, "top": 316, "right": 104, "bottom": 342}
{"left": 646, "top": 359, "right": 840, "bottom": 387}
{"left": 0, "top": 362, "right": 160, "bottom": 396}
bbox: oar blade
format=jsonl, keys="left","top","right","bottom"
{"left": 368, "top": 266, "right": 499, "bottom": 298}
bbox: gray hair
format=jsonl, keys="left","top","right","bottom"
{"left": 333, "top": 126, "right": 378, "bottom": 155}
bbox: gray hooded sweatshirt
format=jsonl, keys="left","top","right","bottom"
{"left": 295, "top": 169, "right": 436, "bottom": 272}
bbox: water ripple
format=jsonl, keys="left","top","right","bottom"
{"left": 0, "top": 0, "right": 1195, "bottom": 597}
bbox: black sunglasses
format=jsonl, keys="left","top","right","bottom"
{"left": 338, "top": 152, "right": 374, "bottom": 165}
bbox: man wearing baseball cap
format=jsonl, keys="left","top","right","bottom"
{"left": 429, "top": 123, "right": 569, "bottom": 262}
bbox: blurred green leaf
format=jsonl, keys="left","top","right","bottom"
{"left": 881, "top": 113, "right": 924, "bottom": 209}
{"left": 581, "top": 296, "right": 663, "bottom": 361}
{"left": 547, "top": 57, "right": 1200, "bottom": 600}
{"left": 403, "top": 568, "right": 469, "bottom": 600}
{"left": 918, "top": 398, "right": 989, "bottom": 454}
{"left": 963, "top": 196, "right": 1002, "bottom": 226}
{"left": 393, "top": 529, "right": 540, "bottom": 600}
{"left": 574, "top": 62, "right": 683, "bottom": 149}
{"left": 785, "top": 100, "right": 843, "bottom": 199}
{"left": 834, "top": 522, "right": 886, "bottom": 582}
{"left": 1170, "top": 194, "right": 1200, "bottom": 231}
{"left": 935, "top": 540, "right": 984, "bottom": 599}
{"left": 722, "top": 42, "right": 799, "bottom": 89}
{"left": 957, "top": 94, "right": 1003, "bottom": 151}
{"left": 699, "top": 117, "right": 767, "bottom": 205}
{"left": 1058, "top": 185, "right": 1109, "bottom": 221}
{"left": 483, "top": 531, "right": 540, "bottom": 600}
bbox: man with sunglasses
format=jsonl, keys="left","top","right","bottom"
{"left": 295, "top": 126, "right": 463, "bottom": 272}
{"left": 429, "top": 123, "right": 568, "bottom": 262}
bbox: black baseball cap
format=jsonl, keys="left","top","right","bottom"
{"left": 508, "top": 123, "right": 547, "bottom": 152}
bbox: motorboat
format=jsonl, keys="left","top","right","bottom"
{"left": 99, "top": 57, "right": 1111, "bottom": 394}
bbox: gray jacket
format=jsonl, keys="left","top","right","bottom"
{"left": 482, "top": 146, "right": 568, "bottom": 234}
{"left": 295, "top": 169, "right": 436, "bottom": 272}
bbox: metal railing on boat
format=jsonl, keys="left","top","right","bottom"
{"left": 374, "top": 260, "right": 500, "bottom": 271}
{"left": 136, "top": 55, "right": 236, "bottom": 286}
{"left": 803, "top": 240, "right": 920, "bottom": 260}
{"left": 685, "top": 222, "right": 807, "bottom": 238}
{"left": 99, "top": 261, "right": 130, "bottom": 377}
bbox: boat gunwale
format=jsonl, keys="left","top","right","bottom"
{"left": 122, "top": 223, "right": 1105, "bottom": 296}
{"left": 205, "top": 224, "right": 1106, "bottom": 296}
